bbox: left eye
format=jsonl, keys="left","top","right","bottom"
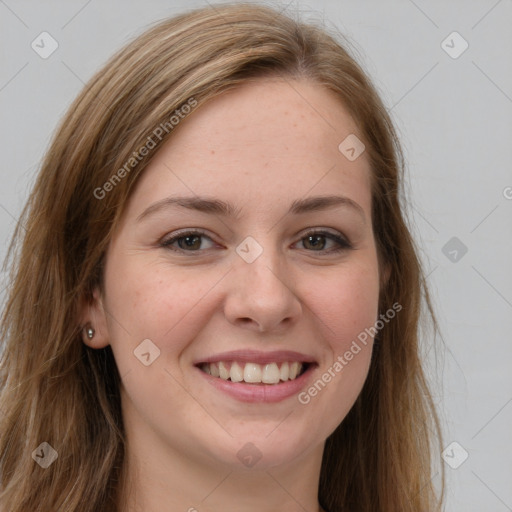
{"left": 296, "top": 230, "right": 352, "bottom": 253}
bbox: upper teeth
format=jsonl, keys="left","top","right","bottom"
{"left": 200, "top": 361, "right": 304, "bottom": 384}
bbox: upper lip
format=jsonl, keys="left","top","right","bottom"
{"left": 194, "top": 349, "right": 317, "bottom": 366}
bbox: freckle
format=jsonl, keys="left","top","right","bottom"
{"left": 210, "top": 149, "right": 215, "bottom": 155}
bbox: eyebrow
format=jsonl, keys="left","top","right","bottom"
{"left": 136, "top": 194, "right": 366, "bottom": 223}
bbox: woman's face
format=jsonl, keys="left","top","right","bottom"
{"left": 86, "top": 77, "right": 381, "bottom": 473}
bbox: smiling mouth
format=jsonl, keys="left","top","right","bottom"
{"left": 198, "top": 361, "right": 309, "bottom": 385}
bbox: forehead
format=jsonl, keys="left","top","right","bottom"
{"left": 126, "top": 77, "right": 372, "bottom": 220}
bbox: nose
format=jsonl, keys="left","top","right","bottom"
{"left": 223, "top": 247, "right": 302, "bottom": 334}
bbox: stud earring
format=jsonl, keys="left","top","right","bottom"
{"left": 83, "top": 323, "right": 95, "bottom": 340}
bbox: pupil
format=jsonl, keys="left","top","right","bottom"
{"left": 306, "top": 235, "right": 324, "bottom": 250}
{"left": 181, "top": 235, "right": 200, "bottom": 249}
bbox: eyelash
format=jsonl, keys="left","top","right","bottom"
{"left": 159, "top": 228, "right": 352, "bottom": 255}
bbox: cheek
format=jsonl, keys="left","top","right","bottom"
{"left": 304, "top": 260, "right": 380, "bottom": 352}
{"left": 103, "top": 256, "right": 221, "bottom": 354}
{"left": 294, "top": 266, "right": 379, "bottom": 433}
{"left": 102, "top": 259, "right": 220, "bottom": 418}
{"left": 106, "top": 255, "right": 243, "bottom": 381}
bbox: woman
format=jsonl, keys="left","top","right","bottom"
{"left": 0, "top": 3, "right": 445, "bottom": 511}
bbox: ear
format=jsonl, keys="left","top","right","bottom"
{"left": 78, "top": 286, "right": 110, "bottom": 349}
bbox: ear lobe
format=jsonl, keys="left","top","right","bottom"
{"left": 79, "top": 287, "right": 110, "bottom": 349}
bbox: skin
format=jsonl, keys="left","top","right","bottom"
{"left": 82, "top": 77, "right": 382, "bottom": 512}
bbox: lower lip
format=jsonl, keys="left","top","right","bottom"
{"left": 196, "top": 365, "right": 316, "bottom": 403}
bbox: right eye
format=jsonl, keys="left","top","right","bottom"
{"left": 160, "top": 230, "right": 218, "bottom": 253}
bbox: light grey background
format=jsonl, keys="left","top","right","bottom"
{"left": 1, "top": 0, "right": 511, "bottom": 510}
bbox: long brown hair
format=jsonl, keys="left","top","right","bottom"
{"left": 0, "top": 3, "right": 444, "bottom": 510}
